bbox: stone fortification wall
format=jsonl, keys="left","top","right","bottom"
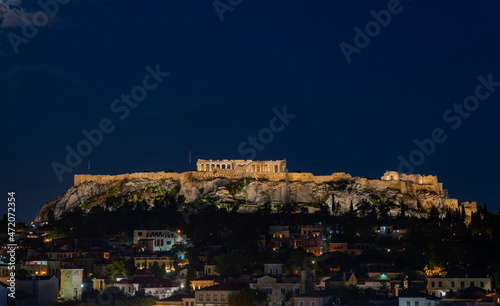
{"left": 462, "top": 201, "right": 477, "bottom": 216}
{"left": 444, "top": 198, "right": 459, "bottom": 210}
{"left": 74, "top": 170, "right": 443, "bottom": 196}
{"left": 356, "top": 177, "right": 442, "bottom": 194}
{"left": 74, "top": 170, "right": 354, "bottom": 186}
{"left": 380, "top": 171, "right": 443, "bottom": 194}
{"left": 74, "top": 172, "right": 182, "bottom": 186}
{"left": 74, "top": 169, "right": 444, "bottom": 193}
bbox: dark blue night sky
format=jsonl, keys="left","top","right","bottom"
{"left": 1, "top": 0, "right": 500, "bottom": 222}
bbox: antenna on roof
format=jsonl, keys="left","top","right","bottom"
{"left": 189, "top": 150, "right": 192, "bottom": 169}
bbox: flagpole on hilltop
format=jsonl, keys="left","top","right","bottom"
{"left": 189, "top": 150, "right": 192, "bottom": 169}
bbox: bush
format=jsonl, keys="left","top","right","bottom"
{"left": 229, "top": 180, "right": 246, "bottom": 195}
{"left": 168, "top": 187, "right": 179, "bottom": 196}
{"left": 107, "top": 186, "right": 119, "bottom": 196}
{"left": 79, "top": 200, "right": 90, "bottom": 208}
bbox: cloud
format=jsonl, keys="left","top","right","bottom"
{"left": 0, "top": 0, "right": 42, "bottom": 28}
{"left": 1, "top": 8, "right": 33, "bottom": 28}
{"left": 1, "top": 0, "right": 23, "bottom": 6}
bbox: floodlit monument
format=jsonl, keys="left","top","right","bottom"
{"left": 60, "top": 268, "right": 83, "bottom": 300}
{"left": 196, "top": 159, "right": 286, "bottom": 173}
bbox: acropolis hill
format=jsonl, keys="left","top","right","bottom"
{"left": 36, "top": 159, "right": 477, "bottom": 222}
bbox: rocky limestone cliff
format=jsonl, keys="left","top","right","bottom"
{"left": 34, "top": 172, "right": 464, "bottom": 223}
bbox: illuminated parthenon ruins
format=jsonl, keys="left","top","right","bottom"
{"left": 196, "top": 159, "right": 287, "bottom": 173}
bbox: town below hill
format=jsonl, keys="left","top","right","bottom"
{"left": 1, "top": 183, "right": 499, "bottom": 305}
